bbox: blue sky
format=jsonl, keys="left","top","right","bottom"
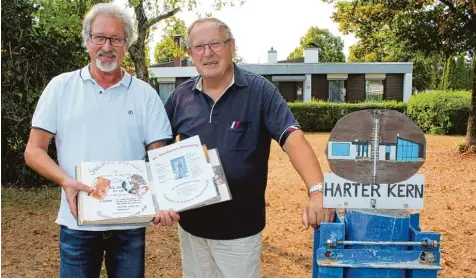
{"left": 114, "top": 0, "right": 358, "bottom": 64}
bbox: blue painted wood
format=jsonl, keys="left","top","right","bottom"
{"left": 408, "top": 218, "right": 441, "bottom": 278}
{"left": 409, "top": 213, "right": 421, "bottom": 232}
{"left": 344, "top": 209, "right": 410, "bottom": 278}
{"left": 316, "top": 248, "right": 441, "bottom": 270}
{"left": 312, "top": 225, "right": 320, "bottom": 278}
{"left": 318, "top": 222, "right": 345, "bottom": 278}
{"left": 313, "top": 210, "right": 441, "bottom": 278}
{"left": 313, "top": 210, "right": 344, "bottom": 278}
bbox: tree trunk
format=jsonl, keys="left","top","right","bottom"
{"left": 466, "top": 62, "right": 476, "bottom": 148}
{"left": 127, "top": 1, "right": 180, "bottom": 82}
{"left": 129, "top": 0, "right": 149, "bottom": 82}
{"left": 129, "top": 43, "right": 148, "bottom": 82}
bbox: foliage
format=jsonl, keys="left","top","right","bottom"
{"left": 440, "top": 55, "right": 472, "bottom": 91}
{"left": 1, "top": 0, "right": 96, "bottom": 186}
{"left": 287, "top": 26, "right": 345, "bottom": 62}
{"left": 440, "top": 56, "right": 456, "bottom": 90}
{"left": 407, "top": 91, "right": 471, "bottom": 135}
{"left": 325, "top": 0, "right": 476, "bottom": 145}
{"left": 288, "top": 100, "right": 406, "bottom": 132}
{"left": 153, "top": 17, "right": 188, "bottom": 64}
{"left": 453, "top": 54, "right": 471, "bottom": 90}
{"left": 470, "top": 55, "right": 476, "bottom": 91}
{"left": 122, "top": 46, "right": 151, "bottom": 75}
{"left": 331, "top": 1, "right": 445, "bottom": 91}
{"left": 127, "top": 0, "right": 245, "bottom": 82}
{"left": 232, "top": 48, "right": 246, "bottom": 64}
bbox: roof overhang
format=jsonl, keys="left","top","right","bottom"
{"left": 149, "top": 63, "right": 413, "bottom": 78}
{"left": 272, "top": 75, "right": 307, "bottom": 82}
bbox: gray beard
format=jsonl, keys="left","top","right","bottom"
{"left": 96, "top": 59, "right": 118, "bottom": 72}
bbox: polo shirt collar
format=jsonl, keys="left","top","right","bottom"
{"left": 233, "top": 63, "right": 249, "bottom": 87}
{"left": 193, "top": 63, "right": 249, "bottom": 93}
{"left": 79, "top": 64, "right": 133, "bottom": 89}
{"left": 196, "top": 75, "right": 234, "bottom": 92}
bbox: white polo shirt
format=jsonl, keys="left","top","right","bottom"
{"left": 32, "top": 65, "right": 172, "bottom": 231}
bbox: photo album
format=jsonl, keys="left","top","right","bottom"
{"left": 76, "top": 136, "right": 231, "bottom": 225}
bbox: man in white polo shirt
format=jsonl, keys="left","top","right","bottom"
{"left": 24, "top": 3, "right": 179, "bottom": 278}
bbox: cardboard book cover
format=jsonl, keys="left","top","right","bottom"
{"left": 76, "top": 160, "right": 156, "bottom": 226}
{"left": 202, "top": 148, "right": 232, "bottom": 206}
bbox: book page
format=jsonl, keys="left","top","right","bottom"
{"left": 77, "top": 160, "right": 156, "bottom": 224}
{"left": 147, "top": 136, "right": 219, "bottom": 212}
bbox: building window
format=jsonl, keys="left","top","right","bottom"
{"left": 365, "top": 80, "right": 384, "bottom": 102}
{"left": 385, "top": 146, "right": 391, "bottom": 160}
{"left": 355, "top": 142, "right": 369, "bottom": 158}
{"left": 158, "top": 83, "right": 175, "bottom": 103}
{"left": 332, "top": 143, "right": 350, "bottom": 156}
{"left": 396, "top": 137, "right": 420, "bottom": 161}
{"left": 328, "top": 80, "right": 346, "bottom": 103}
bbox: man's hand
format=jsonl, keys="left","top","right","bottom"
{"left": 153, "top": 210, "right": 180, "bottom": 226}
{"left": 61, "top": 177, "right": 94, "bottom": 219}
{"left": 302, "top": 192, "right": 335, "bottom": 229}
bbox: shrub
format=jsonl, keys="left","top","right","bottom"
{"left": 288, "top": 100, "right": 406, "bottom": 132}
{"left": 2, "top": 0, "right": 89, "bottom": 187}
{"left": 457, "top": 142, "right": 468, "bottom": 153}
{"left": 407, "top": 90, "right": 471, "bottom": 135}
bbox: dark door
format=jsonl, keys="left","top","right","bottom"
{"left": 279, "top": 82, "right": 297, "bottom": 102}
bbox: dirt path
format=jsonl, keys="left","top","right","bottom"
{"left": 2, "top": 134, "right": 475, "bottom": 277}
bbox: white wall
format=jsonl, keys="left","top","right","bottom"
{"left": 379, "top": 146, "right": 386, "bottom": 160}
{"left": 379, "top": 145, "right": 396, "bottom": 160}
{"left": 304, "top": 74, "right": 312, "bottom": 101}
{"left": 304, "top": 48, "right": 319, "bottom": 63}
{"left": 403, "top": 73, "right": 413, "bottom": 102}
{"left": 267, "top": 49, "right": 277, "bottom": 64}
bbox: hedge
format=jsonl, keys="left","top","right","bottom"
{"left": 288, "top": 100, "right": 407, "bottom": 132}
{"left": 407, "top": 90, "right": 471, "bottom": 135}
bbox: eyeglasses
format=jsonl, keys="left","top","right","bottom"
{"left": 89, "top": 34, "right": 128, "bottom": 47}
{"left": 190, "top": 39, "right": 231, "bottom": 54}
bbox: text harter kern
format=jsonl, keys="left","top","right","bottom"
{"left": 324, "top": 182, "right": 424, "bottom": 198}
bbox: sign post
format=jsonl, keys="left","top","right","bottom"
{"left": 313, "top": 109, "right": 442, "bottom": 278}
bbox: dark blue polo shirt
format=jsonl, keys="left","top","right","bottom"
{"left": 165, "top": 65, "right": 300, "bottom": 240}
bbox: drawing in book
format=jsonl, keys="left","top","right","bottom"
{"left": 122, "top": 174, "right": 150, "bottom": 197}
{"left": 89, "top": 177, "right": 111, "bottom": 200}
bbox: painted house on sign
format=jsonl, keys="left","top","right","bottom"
{"left": 326, "top": 110, "right": 426, "bottom": 184}
{"left": 328, "top": 135, "right": 424, "bottom": 162}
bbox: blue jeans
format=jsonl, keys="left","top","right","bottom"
{"left": 59, "top": 226, "right": 145, "bottom": 278}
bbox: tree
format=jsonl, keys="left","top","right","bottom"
{"left": 1, "top": 0, "right": 100, "bottom": 185}
{"left": 232, "top": 49, "right": 246, "bottom": 64}
{"left": 440, "top": 56, "right": 456, "bottom": 90}
{"left": 348, "top": 39, "right": 444, "bottom": 92}
{"left": 154, "top": 17, "right": 188, "bottom": 64}
{"left": 324, "top": 0, "right": 476, "bottom": 147}
{"left": 333, "top": 3, "right": 444, "bottom": 92}
{"left": 122, "top": 46, "right": 150, "bottom": 74}
{"left": 153, "top": 16, "right": 246, "bottom": 65}
{"left": 469, "top": 55, "right": 476, "bottom": 91}
{"left": 454, "top": 55, "right": 470, "bottom": 90}
{"left": 288, "top": 26, "right": 345, "bottom": 62}
{"left": 127, "top": 0, "right": 244, "bottom": 83}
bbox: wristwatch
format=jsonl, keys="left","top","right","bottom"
{"left": 308, "top": 183, "right": 323, "bottom": 197}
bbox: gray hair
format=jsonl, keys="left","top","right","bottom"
{"left": 82, "top": 3, "right": 137, "bottom": 48}
{"left": 185, "top": 18, "right": 234, "bottom": 48}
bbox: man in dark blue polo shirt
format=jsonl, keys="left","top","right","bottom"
{"left": 165, "top": 17, "right": 334, "bottom": 277}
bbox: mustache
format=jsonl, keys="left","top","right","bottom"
{"left": 97, "top": 50, "right": 117, "bottom": 57}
